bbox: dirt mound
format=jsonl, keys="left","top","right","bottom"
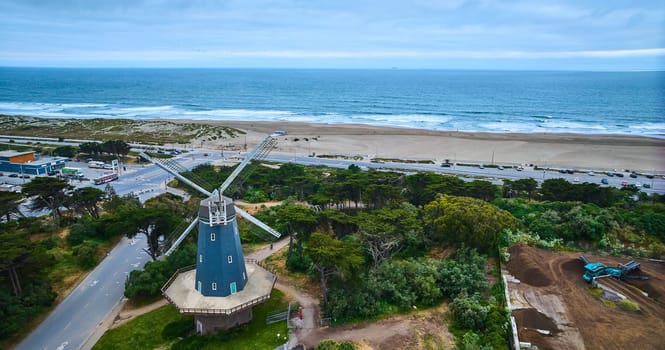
{"left": 506, "top": 245, "right": 552, "bottom": 287}
{"left": 561, "top": 258, "right": 586, "bottom": 276}
{"left": 513, "top": 308, "right": 560, "bottom": 334}
{"left": 630, "top": 279, "right": 662, "bottom": 302}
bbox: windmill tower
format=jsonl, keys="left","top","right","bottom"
{"left": 139, "top": 135, "right": 281, "bottom": 335}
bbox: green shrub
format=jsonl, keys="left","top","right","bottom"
{"left": 618, "top": 299, "right": 640, "bottom": 312}
{"left": 40, "top": 237, "right": 57, "bottom": 250}
{"left": 456, "top": 331, "right": 492, "bottom": 350}
{"left": 603, "top": 300, "right": 616, "bottom": 308}
{"left": 286, "top": 253, "right": 312, "bottom": 273}
{"left": 243, "top": 189, "right": 269, "bottom": 203}
{"left": 74, "top": 240, "right": 99, "bottom": 269}
{"left": 68, "top": 220, "right": 97, "bottom": 246}
{"left": 451, "top": 294, "right": 490, "bottom": 331}
{"left": 589, "top": 288, "right": 603, "bottom": 298}
{"left": 315, "top": 339, "right": 356, "bottom": 350}
{"left": 162, "top": 317, "right": 194, "bottom": 339}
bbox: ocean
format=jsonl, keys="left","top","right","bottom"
{"left": 0, "top": 68, "right": 663, "bottom": 136}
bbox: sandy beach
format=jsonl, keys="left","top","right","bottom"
{"left": 168, "top": 120, "right": 665, "bottom": 173}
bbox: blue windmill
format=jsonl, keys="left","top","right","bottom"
{"left": 139, "top": 135, "right": 282, "bottom": 334}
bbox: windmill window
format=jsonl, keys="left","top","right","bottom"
{"left": 197, "top": 281, "right": 201, "bottom": 292}
{"left": 211, "top": 233, "right": 215, "bottom": 241}
{"left": 228, "top": 255, "right": 233, "bottom": 264}
{"left": 199, "top": 254, "right": 203, "bottom": 263}
{"left": 230, "top": 282, "right": 237, "bottom": 294}
{"left": 243, "top": 272, "right": 246, "bottom": 280}
{"left": 212, "top": 282, "right": 217, "bottom": 291}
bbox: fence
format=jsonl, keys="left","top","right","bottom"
{"left": 161, "top": 261, "right": 278, "bottom": 316}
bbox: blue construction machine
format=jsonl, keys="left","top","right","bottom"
{"left": 580, "top": 256, "right": 648, "bottom": 283}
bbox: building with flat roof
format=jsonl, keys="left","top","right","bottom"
{"left": 0, "top": 150, "right": 35, "bottom": 163}
{"left": 0, "top": 151, "right": 68, "bottom": 175}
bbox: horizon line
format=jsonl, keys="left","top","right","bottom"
{"left": 2, "top": 66, "right": 664, "bottom": 73}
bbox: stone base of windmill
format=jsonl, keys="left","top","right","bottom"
{"left": 194, "top": 308, "right": 253, "bottom": 334}
{"left": 162, "top": 261, "right": 276, "bottom": 335}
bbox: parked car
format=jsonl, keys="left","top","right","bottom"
{"left": 478, "top": 164, "right": 484, "bottom": 169}
{"left": 498, "top": 166, "right": 504, "bottom": 170}
{"left": 643, "top": 183, "right": 651, "bottom": 188}
{"left": 0, "top": 172, "right": 4, "bottom": 176}
{"left": 566, "top": 169, "right": 575, "bottom": 174}
{"left": 587, "top": 171, "right": 595, "bottom": 176}
{"left": 601, "top": 178, "right": 609, "bottom": 185}
{"left": 20, "top": 175, "right": 30, "bottom": 179}
{"left": 629, "top": 173, "right": 638, "bottom": 178}
{"left": 615, "top": 173, "right": 624, "bottom": 178}
{"left": 606, "top": 172, "right": 614, "bottom": 177}
{"left": 441, "top": 163, "right": 451, "bottom": 167}
{"left": 8, "top": 173, "right": 18, "bottom": 178}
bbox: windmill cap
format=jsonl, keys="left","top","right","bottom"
{"left": 199, "top": 195, "right": 236, "bottom": 222}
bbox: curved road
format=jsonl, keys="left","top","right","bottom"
{"left": 15, "top": 235, "right": 150, "bottom": 350}
{"left": 13, "top": 155, "right": 211, "bottom": 350}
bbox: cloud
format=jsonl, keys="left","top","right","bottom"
{"left": 0, "top": 0, "right": 663, "bottom": 69}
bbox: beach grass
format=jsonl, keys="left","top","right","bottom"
{"left": 0, "top": 115, "right": 243, "bottom": 145}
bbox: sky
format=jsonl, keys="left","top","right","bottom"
{"left": 0, "top": 0, "right": 664, "bottom": 70}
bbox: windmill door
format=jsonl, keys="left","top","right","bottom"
{"left": 230, "top": 282, "right": 237, "bottom": 294}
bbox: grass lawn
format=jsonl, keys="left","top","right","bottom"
{"left": 94, "top": 289, "right": 290, "bottom": 350}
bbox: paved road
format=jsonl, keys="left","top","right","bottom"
{"left": 13, "top": 155, "right": 209, "bottom": 350}
{"left": 15, "top": 235, "right": 150, "bottom": 350}
{"left": 260, "top": 153, "right": 665, "bottom": 194}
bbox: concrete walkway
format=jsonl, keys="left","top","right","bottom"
{"left": 247, "top": 236, "right": 290, "bottom": 261}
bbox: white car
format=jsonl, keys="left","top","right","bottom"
{"left": 587, "top": 171, "right": 595, "bottom": 176}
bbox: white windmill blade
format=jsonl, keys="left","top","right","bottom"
{"left": 138, "top": 151, "right": 212, "bottom": 197}
{"left": 218, "top": 135, "right": 276, "bottom": 193}
{"left": 162, "top": 218, "right": 199, "bottom": 257}
{"left": 234, "top": 206, "right": 281, "bottom": 238}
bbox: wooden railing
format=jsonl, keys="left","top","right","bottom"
{"left": 161, "top": 260, "right": 278, "bottom": 316}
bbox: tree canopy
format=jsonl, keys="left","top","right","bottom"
{"left": 22, "top": 177, "right": 73, "bottom": 221}
{"left": 425, "top": 195, "right": 518, "bottom": 252}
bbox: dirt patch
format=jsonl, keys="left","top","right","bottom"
{"left": 300, "top": 304, "right": 455, "bottom": 350}
{"left": 513, "top": 308, "right": 559, "bottom": 334}
{"left": 506, "top": 245, "right": 665, "bottom": 350}
{"left": 631, "top": 279, "right": 663, "bottom": 302}
{"left": 506, "top": 246, "right": 552, "bottom": 287}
